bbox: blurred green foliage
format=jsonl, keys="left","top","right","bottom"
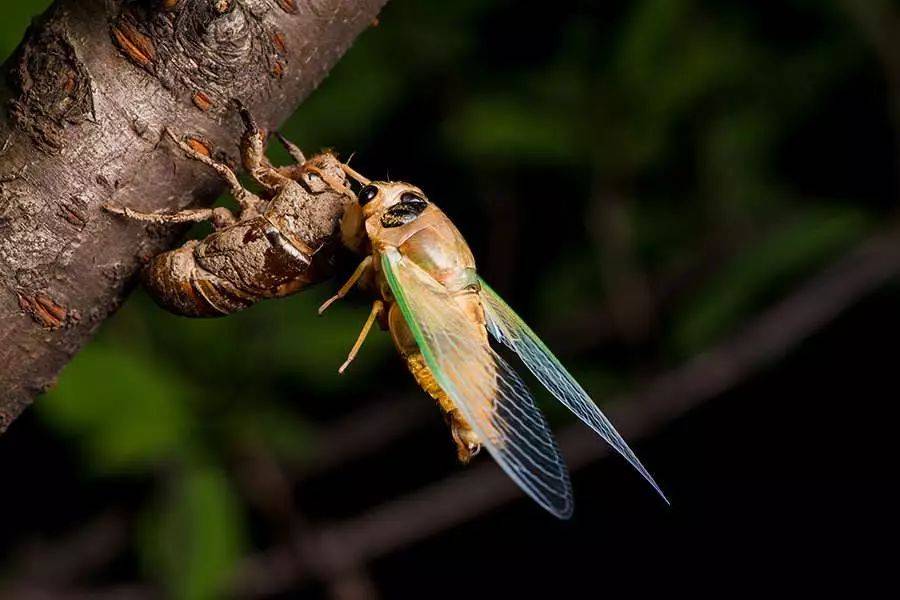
{"left": 3, "top": 0, "right": 896, "bottom": 597}
{"left": 40, "top": 343, "right": 194, "bottom": 472}
{"left": 139, "top": 463, "right": 245, "bottom": 600}
{"left": 672, "top": 205, "right": 870, "bottom": 351}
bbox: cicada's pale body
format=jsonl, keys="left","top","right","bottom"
{"left": 369, "top": 183, "right": 486, "bottom": 462}
{"left": 322, "top": 179, "right": 669, "bottom": 518}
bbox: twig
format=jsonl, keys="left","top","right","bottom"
{"left": 0, "top": 584, "right": 157, "bottom": 600}
{"left": 0, "top": 512, "right": 133, "bottom": 599}
{"left": 9, "top": 512, "right": 128, "bottom": 586}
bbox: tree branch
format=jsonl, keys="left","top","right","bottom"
{"left": 0, "top": 0, "right": 387, "bottom": 432}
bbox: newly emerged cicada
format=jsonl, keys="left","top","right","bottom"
{"left": 323, "top": 176, "right": 669, "bottom": 518}
{"left": 109, "top": 105, "right": 666, "bottom": 518}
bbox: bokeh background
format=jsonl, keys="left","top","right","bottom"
{"left": 1, "top": 0, "right": 898, "bottom": 598}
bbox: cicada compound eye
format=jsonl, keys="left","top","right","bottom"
{"left": 399, "top": 192, "right": 427, "bottom": 208}
{"left": 380, "top": 190, "right": 429, "bottom": 228}
{"left": 359, "top": 185, "right": 379, "bottom": 206}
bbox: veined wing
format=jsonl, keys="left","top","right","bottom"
{"left": 479, "top": 279, "right": 669, "bottom": 504}
{"left": 382, "top": 248, "right": 574, "bottom": 518}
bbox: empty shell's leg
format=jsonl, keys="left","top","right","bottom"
{"left": 104, "top": 205, "right": 237, "bottom": 230}
{"left": 274, "top": 132, "right": 306, "bottom": 165}
{"left": 318, "top": 256, "right": 373, "bottom": 314}
{"left": 268, "top": 133, "right": 307, "bottom": 181}
{"left": 236, "top": 102, "right": 292, "bottom": 193}
{"left": 338, "top": 299, "right": 384, "bottom": 374}
{"left": 166, "top": 129, "right": 261, "bottom": 215}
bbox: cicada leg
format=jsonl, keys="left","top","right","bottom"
{"left": 235, "top": 101, "right": 294, "bottom": 194}
{"left": 268, "top": 132, "right": 309, "bottom": 182}
{"left": 166, "top": 129, "right": 261, "bottom": 216}
{"left": 103, "top": 205, "right": 237, "bottom": 230}
{"left": 274, "top": 131, "right": 306, "bottom": 165}
{"left": 338, "top": 299, "right": 384, "bottom": 374}
{"left": 318, "top": 256, "right": 373, "bottom": 314}
{"left": 340, "top": 162, "right": 371, "bottom": 186}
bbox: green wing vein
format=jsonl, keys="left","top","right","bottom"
{"left": 382, "top": 249, "right": 574, "bottom": 518}
{"left": 478, "top": 278, "right": 669, "bottom": 504}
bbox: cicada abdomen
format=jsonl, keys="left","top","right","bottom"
{"left": 142, "top": 214, "right": 323, "bottom": 317}
{"left": 108, "top": 104, "right": 356, "bottom": 318}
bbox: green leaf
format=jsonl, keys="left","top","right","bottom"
{"left": 0, "top": 1, "right": 53, "bottom": 61}
{"left": 139, "top": 464, "right": 245, "bottom": 600}
{"left": 38, "top": 344, "right": 193, "bottom": 473}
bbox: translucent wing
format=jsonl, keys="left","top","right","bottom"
{"left": 479, "top": 279, "right": 669, "bottom": 504}
{"left": 382, "top": 248, "right": 574, "bottom": 518}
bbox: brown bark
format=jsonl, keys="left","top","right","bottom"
{"left": 0, "top": 0, "right": 387, "bottom": 432}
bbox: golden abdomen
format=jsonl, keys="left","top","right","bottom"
{"left": 388, "top": 303, "right": 482, "bottom": 462}
{"left": 381, "top": 223, "right": 489, "bottom": 463}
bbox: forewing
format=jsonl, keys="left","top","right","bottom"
{"left": 382, "top": 249, "right": 574, "bottom": 518}
{"left": 479, "top": 279, "right": 669, "bottom": 504}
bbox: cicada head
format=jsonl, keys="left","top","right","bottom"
{"left": 353, "top": 182, "right": 433, "bottom": 247}
{"left": 298, "top": 152, "right": 351, "bottom": 195}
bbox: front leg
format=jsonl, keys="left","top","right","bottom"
{"left": 104, "top": 205, "right": 237, "bottom": 230}
{"left": 271, "top": 130, "right": 365, "bottom": 194}
{"left": 274, "top": 131, "right": 306, "bottom": 165}
{"left": 269, "top": 131, "right": 309, "bottom": 182}
{"left": 235, "top": 101, "right": 293, "bottom": 194}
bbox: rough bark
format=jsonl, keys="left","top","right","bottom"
{"left": 0, "top": 0, "right": 387, "bottom": 433}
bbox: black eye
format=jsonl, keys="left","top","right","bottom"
{"left": 359, "top": 185, "right": 378, "bottom": 205}
{"left": 381, "top": 191, "right": 429, "bottom": 228}
{"left": 400, "top": 192, "right": 426, "bottom": 206}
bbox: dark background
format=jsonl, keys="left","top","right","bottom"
{"left": 1, "top": 1, "right": 897, "bottom": 598}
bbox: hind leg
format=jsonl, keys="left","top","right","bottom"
{"left": 104, "top": 205, "right": 237, "bottom": 230}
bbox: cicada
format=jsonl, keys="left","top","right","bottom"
{"left": 322, "top": 177, "right": 669, "bottom": 518}
{"left": 106, "top": 104, "right": 665, "bottom": 517}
